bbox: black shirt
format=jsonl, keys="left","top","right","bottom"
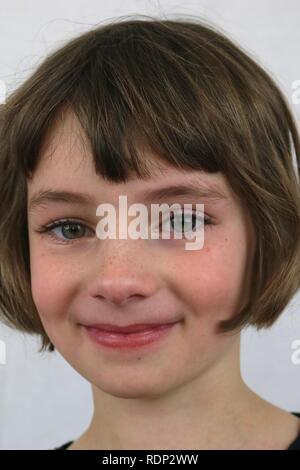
{"left": 53, "top": 412, "right": 300, "bottom": 450}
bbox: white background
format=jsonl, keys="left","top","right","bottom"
{"left": 0, "top": 0, "right": 299, "bottom": 450}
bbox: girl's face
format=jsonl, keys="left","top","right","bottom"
{"left": 27, "top": 111, "right": 256, "bottom": 398}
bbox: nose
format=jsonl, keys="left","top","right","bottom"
{"left": 87, "top": 242, "right": 158, "bottom": 306}
{"left": 91, "top": 278, "right": 153, "bottom": 306}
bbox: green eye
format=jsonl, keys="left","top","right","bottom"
{"left": 160, "top": 211, "right": 212, "bottom": 237}
{"left": 59, "top": 223, "right": 86, "bottom": 239}
{"left": 38, "top": 219, "right": 93, "bottom": 244}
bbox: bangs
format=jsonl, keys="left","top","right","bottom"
{"left": 14, "top": 18, "right": 237, "bottom": 183}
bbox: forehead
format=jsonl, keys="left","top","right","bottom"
{"left": 27, "top": 109, "right": 235, "bottom": 203}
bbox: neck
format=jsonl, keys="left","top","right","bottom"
{"left": 83, "top": 335, "right": 261, "bottom": 449}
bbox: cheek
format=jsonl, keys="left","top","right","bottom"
{"left": 168, "top": 233, "right": 248, "bottom": 325}
{"left": 30, "top": 250, "right": 82, "bottom": 358}
{"left": 29, "top": 248, "right": 75, "bottom": 324}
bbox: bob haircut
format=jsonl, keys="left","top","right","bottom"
{"left": 0, "top": 14, "right": 299, "bottom": 353}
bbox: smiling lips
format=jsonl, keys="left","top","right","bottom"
{"left": 82, "top": 321, "right": 179, "bottom": 349}
{"left": 82, "top": 321, "right": 179, "bottom": 334}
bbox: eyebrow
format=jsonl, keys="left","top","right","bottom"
{"left": 141, "top": 182, "right": 228, "bottom": 203}
{"left": 28, "top": 190, "right": 96, "bottom": 212}
{"left": 28, "top": 182, "right": 228, "bottom": 212}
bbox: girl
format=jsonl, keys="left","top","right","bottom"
{"left": 0, "top": 14, "right": 300, "bottom": 450}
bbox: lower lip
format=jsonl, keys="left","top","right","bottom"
{"left": 83, "top": 323, "right": 178, "bottom": 349}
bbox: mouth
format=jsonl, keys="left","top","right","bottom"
{"left": 82, "top": 321, "right": 180, "bottom": 349}
{"left": 81, "top": 321, "right": 179, "bottom": 334}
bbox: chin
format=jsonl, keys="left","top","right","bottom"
{"left": 89, "top": 372, "right": 179, "bottom": 399}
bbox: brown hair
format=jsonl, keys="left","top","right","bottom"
{"left": 0, "top": 14, "right": 299, "bottom": 353}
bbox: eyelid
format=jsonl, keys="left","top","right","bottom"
{"left": 160, "top": 208, "right": 212, "bottom": 222}
{"left": 158, "top": 209, "right": 214, "bottom": 233}
{"left": 44, "top": 217, "right": 87, "bottom": 228}
{"left": 37, "top": 218, "right": 94, "bottom": 244}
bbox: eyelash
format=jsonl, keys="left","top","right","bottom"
{"left": 36, "top": 212, "right": 214, "bottom": 245}
{"left": 36, "top": 218, "right": 93, "bottom": 245}
{"left": 160, "top": 211, "right": 213, "bottom": 238}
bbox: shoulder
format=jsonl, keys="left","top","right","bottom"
{"left": 287, "top": 413, "right": 300, "bottom": 450}
{"left": 53, "top": 440, "right": 74, "bottom": 450}
{"left": 50, "top": 412, "right": 300, "bottom": 450}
